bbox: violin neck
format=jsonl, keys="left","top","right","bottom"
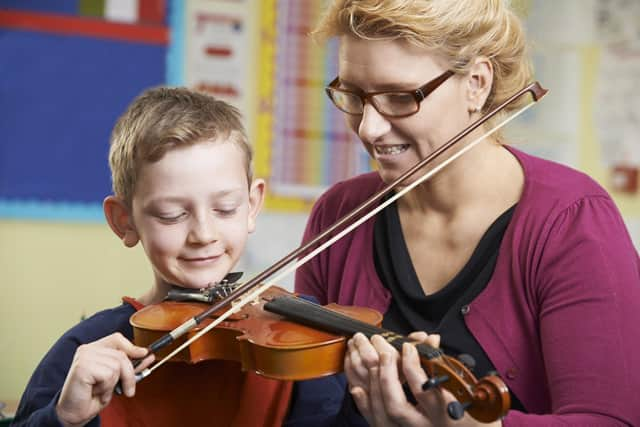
{"left": 264, "top": 295, "right": 442, "bottom": 360}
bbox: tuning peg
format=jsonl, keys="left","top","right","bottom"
{"left": 447, "top": 401, "right": 472, "bottom": 420}
{"left": 457, "top": 353, "right": 476, "bottom": 370}
{"left": 421, "top": 375, "right": 449, "bottom": 391}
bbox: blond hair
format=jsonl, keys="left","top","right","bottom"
{"left": 108, "top": 87, "right": 252, "bottom": 205}
{"left": 314, "top": 0, "right": 532, "bottom": 123}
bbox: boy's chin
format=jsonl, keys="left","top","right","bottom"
{"left": 167, "top": 275, "right": 229, "bottom": 290}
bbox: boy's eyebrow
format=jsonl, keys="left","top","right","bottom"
{"left": 148, "top": 189, "right": 244, "bottom": 204}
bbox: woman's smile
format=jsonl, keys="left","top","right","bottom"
{"left": 373, "top": 143, "right": 410, "bottom": 156}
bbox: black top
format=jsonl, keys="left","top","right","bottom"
{"left": 374, "top": 201, "right": 525, "bottom": 412}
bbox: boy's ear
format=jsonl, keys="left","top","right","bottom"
{"left": 103, "top": 195, "right": 140, "bottom": 247}
{"left": 247, "top": 178, "right": 266, "bottom": 234}
{"left": 466, "top": 56, "right": 493, "bottom": 114}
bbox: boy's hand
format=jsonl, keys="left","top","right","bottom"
{"left": 55, "top": 333, "right": 154, "bottom": 427}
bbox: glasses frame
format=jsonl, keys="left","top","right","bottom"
{"left": 325, "top": 69, "right": 455, "bottom": 119}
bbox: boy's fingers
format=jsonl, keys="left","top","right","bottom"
{"left": 101, "top": 333, "right": 149, "bottom": 358}
{"left": 135, "top": 353, "right": 156, "bottom": 373}
{"left": 117, "top": 350, "right": 140, "bottom": 397}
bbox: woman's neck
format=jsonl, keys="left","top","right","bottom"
{"left": 398, "top": 141, "right": 522, "bottom": 219}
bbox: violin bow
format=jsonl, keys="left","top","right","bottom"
{"left": 130, "top": 81, "right": 548, "bottom": 384}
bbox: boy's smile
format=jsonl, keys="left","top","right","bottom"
{"left": 127, "top": 139, "right": 263, "bottom": 293}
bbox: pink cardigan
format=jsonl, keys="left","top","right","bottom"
{"left": 295, "top": 146, "right": 640, "bottom": 426}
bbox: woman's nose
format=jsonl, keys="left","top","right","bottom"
{"left": 357, "top": 103, "right": 391, "bottom": 144}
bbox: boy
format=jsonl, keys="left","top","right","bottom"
{"left": 12, "top": 87, "right": 293, "bottom": 426}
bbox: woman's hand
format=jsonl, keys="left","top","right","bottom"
{"left": 344, "top": 332, "right": 502, "bottom": 427}
{"left": 55, "top": 332, "right": 154, "bottom": 427}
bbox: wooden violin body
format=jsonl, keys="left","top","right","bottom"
{"left": 130, "top": 286, "right": 383, "bottom": 381}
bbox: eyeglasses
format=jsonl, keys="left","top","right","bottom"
{"left": 325, "top": 69, "right": 455, "bottom": 118}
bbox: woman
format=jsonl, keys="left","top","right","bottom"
{"left": 294, "top": 0, "right": 640, "bottom": 426}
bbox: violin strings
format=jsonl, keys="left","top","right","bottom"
{"left": 263, "top": 295, "right": 442, "bottom": 358}
{"left": 138, "top": 97, "right": 540, "bottom": 379}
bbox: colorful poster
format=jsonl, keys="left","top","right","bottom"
{"left": 184, "top": 0, "right": 252, "bottom": 114}
{"left": 265, "top": 0, "right": 370, "bottom": 201}
{"left": 594, "top": 0, "right": 640, "bottom": 172}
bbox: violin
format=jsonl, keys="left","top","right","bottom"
{"left": 130, "top": 285, "right": 382, "bottom": 381}
{"left": 130, "top": 282, "right": 510, "bottom": 422}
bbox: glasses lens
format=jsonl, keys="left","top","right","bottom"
{"left": 372, "top": 92, "right": 418, "bottom": 117}
{"left": 327, "top": 89, "right": 363, "bottom": 115}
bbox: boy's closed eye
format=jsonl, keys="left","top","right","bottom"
{"left": 213, "top": 206, "right": 239, "bottom": 217}
{"left": 151, "top": 206, "right": 239, "bottom": 222}
{"left": 155, "top": 211, "right": 188, "bottom": 223}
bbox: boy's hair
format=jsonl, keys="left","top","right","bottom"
{"left": 314, "top": 0, "right": 533, "bottom": 131}
{"left": 108, "top": 86, "right": 253, "bottom": 205}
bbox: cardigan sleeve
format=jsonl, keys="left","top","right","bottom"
{"left": 294, "top": 192, "right": 331, "bottom": 305}
{"left": 505, "top": 196, "right": 640, "bottom": 426}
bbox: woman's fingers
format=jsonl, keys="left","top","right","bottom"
{"left": 352, "top": 332, "right": 381, "bottom": 368}
{"left": 375, "top": 349, "right": 412, "bottom": 421}
{"left": 345, "top": 334, "right": 370, "bottom": 386}
{"left": 402, "top": 343, "right": 456, "bottom": 425}
{"left": 350, "top": 385, "right": 375, "bottom": 425}
{"left": 370, "top": 336, "right": 428, "bottom": 426}
{"left": 408, "top": 331, "right": 441, "bottom": 348}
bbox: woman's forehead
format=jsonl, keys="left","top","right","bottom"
{"left": 337, "top": 36, "right": 445, "bottom": 89}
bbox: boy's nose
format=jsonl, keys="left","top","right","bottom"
{"left": 188, "top": 215, "right": 218, "bottom": 244}
{"left": 358, "top": 103, "right": 391, "bottom": 144}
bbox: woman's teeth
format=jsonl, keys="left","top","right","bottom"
{"left": 375, "top": 144, "right": 409, "bottom": 155}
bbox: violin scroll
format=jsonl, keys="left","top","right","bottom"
{"left": 417, "top": 348, "right": 510, "bottom": 422}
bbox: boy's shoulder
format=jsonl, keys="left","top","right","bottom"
{"left": 62, "top": 302, "right": 138, "bottom": 344}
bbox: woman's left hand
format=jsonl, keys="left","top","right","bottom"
{"left": 344, "top": 332, "right": 502, "bottom": 427}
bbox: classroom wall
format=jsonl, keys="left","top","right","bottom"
{"left": 0, "top": 212, "right": 308, "bottom": 401}
{"left": 0, "top": 0, "right": 173, "bottom": 403}
{"left": 2, "top": 0, "right": 639, "bottom": 407}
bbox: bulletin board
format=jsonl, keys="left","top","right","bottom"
{"left": 0, "top": 2, "right": 168, "bottom": 221}
{"left": 506, "top": 0, "right": 640, "bottom": 246}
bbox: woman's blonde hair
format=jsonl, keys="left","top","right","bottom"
{"left": 314, "top": 0, "right": 533, "bottom": 122}
{"left": 108, "top": 87, "right": 252, "bottom": 206}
